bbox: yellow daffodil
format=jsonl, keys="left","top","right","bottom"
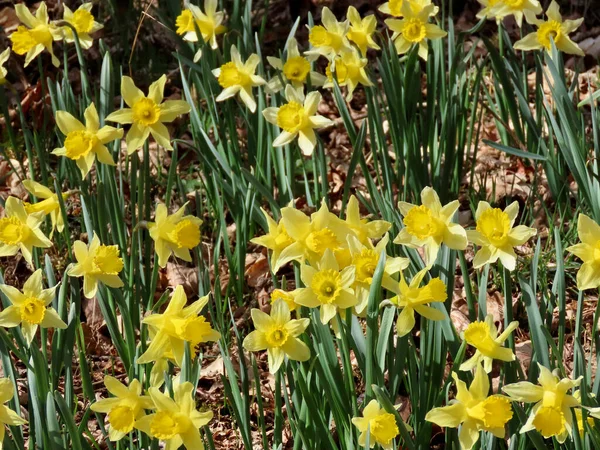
{"left": 341, "top": 195, "right": 391, "bottom": 245}
{"left": 270, "top": 289, "right": 297, "bottom": 312}
{"left": 0, "top": 48, "right": 10, "bottom": 85}
{"left": 514, "top": 1, "right": 584, "bottom": 56}
{"left": 138, "top": 286, "right": 220, "bottom": 366}
{"left": 295, "top": 250, "right": 357, "bottom": 324}
{"left": 243, "top": 299, "right": 310, "bottom": 373}
{"left": 250, "top": 208, "right": 294, "bottom": 267}
{"left": 476, "top": 0, "right": 503, "bottom": 21}
{"left": 263, "top": 85, "right": 333, "bottom": 156}
{"left": 394, "top": 187, "right": 467, "bottom": 267}
{"left": 572, "top": 391, "right": 596, "bottom": 437}
{"left": 352, "top": 399, "right": 401, "bottom": 449}
{"left": 426, "top": 363, "right": 513, "bottom": 450}
{"left": 503, "top": 364, "right": 582, "bottom": 442}
{"left": 566, "top": 214, "right": 600, "bottom": 290}
{"left": 22, "top": 180, "right": 67, "bottom": 237}
{"left": 212, "top": 45, "right": 266, "bottom": 113}
{"left": 265, "top": 37, "right": 326, "bottom": 93}
{"left": 135, "top": 379, "right": 213, "bottom": 450}
{"left": 460, "top": 314, "right": 519, "bottom": 373}
{"left": 324, "top": 48, "right": 373, "bottom": 101}
{"left": 0, "top": 378, "right": 27, "bottom": 442}
{"left": 467, "top": 201, "right": 537, "bottom": 271}
{"left": 52, "top": 103, "right": 123, "bottom": 178}
{"left": 67, "top": 234, "right": 124, "bottom": 298}
{"left": 0, "top": 269, "right": 66, "bottom": 345}
{"left": 175, "top": 0, "right": 226, "bottom": 48}
{"left": 385, "top": 3, "right": 447, "bottom": 60}
{"left": 60, "top": 2, "right": 103, "bottom": 49}
{"left": 147, "top": 202, "right": 203, "bottom": 268}
{"left": 306, "top": 7, "right": 352, "bottom": 59}
{"left": 346, "top": 6, "right": 380, "bottom": 55}
{"left": 379, "top": 0, "right": 439, "bottom": 18}
{"left": 0, "top": 197, "right": 52, "bottom": 265}
{"left": 90, "top": 376, "right": 154, "bottom": 441}
{"left": 488, "top": 0, "right": 542, "bottom": 27}
{"left": 105, "top": 75, "right": 190, "bottom": 154}
{"left": 10, "top": 2, "right": 63, "bottom": 67}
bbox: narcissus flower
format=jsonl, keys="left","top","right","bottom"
{"left": 352, "top": 400, "right": 401, "bottom": 449}
{"left": 567, "top": 214, "right": 600, "bottom": 290}
{"left": 212, "top": 45, "right": 266, "bottom": 113}
{"left": 476, "top": 0, "right": 502, "bottom": 21}
{"left": 60, "top": 2, "right": 103, "bottom": 49}
{"left": 385, "top": 3, "right": 447, "bottom": 60}
{"left": 394, "top": 187, "right": 467, "bottom": 267}
{"left": 467, "top": 201, "right": 537, "bottom": 271}
{"left": 90, "top": 376, "right": 154, "bottom": 441}
{"left": 379, "top": 0, "right": 439, "bottom": 18}
{"left": 0, "top": 378, "right": 27, "bottom": 441}
{"left": 426, "top": 363, "right": 513, "bottom": 450}
{"left": 138, "top": 286, "right": 220, "bottom": 366}
{"left": 306, "top": 7, "right": 352, "bottom": 59}
{"left": 67, "top": 235, "right": 124, "bottom": 298}
{"left": 488, "top": 0, "right": 542, "bottom": 27}
{"left": 460, "top": 314, "right": 519, "bottom": 373}
{"left": 135, "top": 380, "right": 213, "bottom": 450}
{"left": 270, "top": 289, "right": 297, "bottom": 312}
{"left": 243, "top": 299, "right": 310, "bottom": 373}
{"left": 147, "top": 202, "right": 203, "bottom": 268}
{"left": 341, "top": 195, "right": 391, "bottom": 245}
{"left": 0, "top": 48, "right": 10, "bottom": 85}
{"left": 503, "top": 364, "right": 582, "bottom": 442}
{"left": 346, "top": 6, "right": 380, "bottom": 55}
{"left": 22, "top": 180, "right": 67, "bottom": 237}
{"left": 324, "top": 48, "right": 373, "bottom": 101}
{"left": 105, "top": 75, "right": 190, "bottom": 154}
{"left": 0, "top": 197, "right": 52, "bottom": 265}
{"left": 250, "top": 208, "right": 294, "bottom": 267}
{"left": 53, "top": 103, "right": 123, "bottom": 178}
{"left": 10, "top": 2, "right": 63, "bottom": 67}
{"left": 295, "top": 250, "right": 357, "bottom": 324}
{"left": 0, "top": 269, "right": 66, "bottom": 345}
{"left": 263, "top": 85, "right": 333, "bottom": 156}
{"left": 175, "top": 0, "right": 226, "bottom": 48}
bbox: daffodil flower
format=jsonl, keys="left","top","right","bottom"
{"left": 476, "top": 0, "right": 502, "bottom": 21}
{"left": 67, "top": 234, "right": 124, "bottom": 298}
{"left": 212, "top": 45, "right": 266, "bottom": 113}
{"left": 0, "top": 197, "right": 52, "bottom": 265}
{"left": 488, "top": 0, "right": 542, "bottom": 27}
{"left": 270, "top": 289, "right": 297, "bottom": 312}
{"left": 572, "top": 390, "right": 596, "bottom": 437}
{"left": 265, "top": 37, "right": 326, "bottom": 93}
{"left": 52, "top": 103, "right": 123, "bottom": 178}
{"left": 0, "top": 48, "right": 10, "bottom": 85}
{"left": 250, "top": 208, "right": 294, "bottom": 267}
{"left": 394, "top": 187, "right": 467, "bottom": 267}
{"left": 352, "top": 400, "right": 402, "bottom": 449}
{"left": 514, "top": 1, "right": 584, "bottom": 56}
{"left": 346, "top": 6, "right": 380, "bottom": 55}
{"left": 426, "top": 363, "right": 513, "bottom": 450}
{"left": 460, "top": 314, "right": 519, "bottom": 373}
{"left": 147, "top": 202, "right": 203, "bottom": 268}
{"left": 385, "top": 3, "right": 447, "bottom": 60}
{"left": 503, "top": 364, "right": 582, "bottom": 442}
{"left": 324, "top": 48, "right": 373, "bottom": 101}
{"left": 135, "top": 379, "right": 213, "bottom": 450}
{"left": 566, "top": 214, "right": 600, "bottom": 290}
{"left": 295, "top": 249, "right": 357, "bottom": 324}
{"left": 22, "top": 180, "right": 68, "bottom": 237}
{"left": 379, "top": 0, "right": 439, "bottom": 18}
{"left": 340, "top": 195, "right": 391, "bottom": 245}
{"left": 466, "top": 201, "right": 537, "bottom": 271}
{"left": 0, "top": 269, "right": 66, "bottom": 345}
{"left": 105, "top": 75, "right": 191, "bottom": 154}
{"left": 306, "top": 7, "right": 352, "bottom": 59}
{"left": 90, "top": 376, "right": 154, "bottom": 441}
{"left": 243, "top": 299, "right": 310, "bottom": 373}
{"left": 263, "top": 85, "right": 333, "bottom": 156}
{"left": 175, "top": 0, "right": 226, "bottom": 48}
{"left": 0, "top": 378, "right": 27, "bottom": 441}
{"left": 59, "top": 2, "right": 103, "bottom": 49}
{"left": 10, "top": 2, "right": 63, "bottom": 67}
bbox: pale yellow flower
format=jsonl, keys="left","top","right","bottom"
{"left": 175, "top": 0, "right": 226, "bottom": 49}
{"left": 22, "top": 180, "right": 67, "bottom": 238}
{"left": 346, "top": 6, "right": 380, "bottom": 55}
{"left": 566, "top": 214, "right": 600, "bottom": 290}
{"left": 306, "top": 7, "right": 352, "bottom": 59}
{"left": 60, "top": 2, "right": 103, "bottom": 49}
{"left": 379, "top": 0, "right": 439, "bottom": 18}
{"left": 0, "top": 48, "right": 10, "bottom": 85}
{"left": 324, "top": 48, "right": 373, "bottom": 101}
{"left": 352, "top": 400, "right": 401, "bottom": 449}
{"left": 0, "top": 378, "right": 27, "bottom": 443}
{"left": 489, "top": 0, "right": 542, "bottom": 27}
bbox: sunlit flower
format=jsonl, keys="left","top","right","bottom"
{"left": 60, "top": 2, "right": 103, "bottom": 49}
{"left": 265, "top": 37, "right": 326, "bottom": 93}
{"left": 52, "top": 103, "right": 123, "bottom": 178}
{"left": 250, "top": 208, "right": 294, "bottom": 267}
{"left": 135, "top": 379, "right": 213, "bottom": 450}
{"left": 0, "top": 197, "right": 52, "bottom": 265}
{"left": 105, "top": 75, "right": 190, "bottom": 154}
{"left": 572, "top": 391, "right": 595, "bottom": 437}
{"left": 394, "top": 187, "right": 467, "bottom": 267}
{"left": 263, "top": 85, "right": 333, "bottom": 156}
{"left": 138, "top": 286, "right": 220, "bottom": 366}
{"left": 467, "top": 201, "right": 537, "bottom": 271}
{"left": 346, "top": 6, "right": 380, "bottom": 55}
{"left": 340, "top": 195, "right": 391, "bottom": 245}
{"left": 147, "top": 202, "right": 203, "bottom": 268}
{"left": 385, "top": 3, "right": 447, "bottom": 60}
{"left": 476, "top": 0, "right": 503, "bottom": 21}
{"left": 0, "top": 269, "right": 66, "bottom": 345}
{"left": 324, "top": 48, "right": 373, "bottom": 101}
{"left": 379, "top": 0, "right": 439, "bottom": 18}
{"left": 352, "top": 400, "right": 401, "bottom": 449}
{"left": 10, "top": 2, "right": 63, "bottom": 67}
{"left": 212, "top": 45, "right": 266, "bottom": 113}
{"left": 503, "top": 364, "right": 582, "bottom": 442}
{"left": 514, "top": 2, "right": 584, "bottom": 56}
{"left": 426, "top": 363, "right": 513, "bottom": 450}
{"left": 460, "top": 314, "right": 519, "bottom": 373}
{"left": 270, "top": 289, "right": 297, "bottom": 312}
{"left": 67, "top": 234, "right": 124, "bottom": 298}
{"left": 0, "top": 378, "right": 27, "bottom": 441}
{"left": 243, "top": 299, "right": 310, "bottom": 373}
{"left": 306, "top": 7, "right": 352, "bottom": 59}
{"left": 0, "top": 48, "right": 10, "bottom": 85}
{"left": 22, "top": 180, "right": 67, "bottom": 238}
{"left": 567, "top": 214, "right": 600, "bottom": 290}
{"left": 295, "top": 250, "right": 357, "bottom": 324}
{"left": 90, "top": 376, "right": 154, "bottom": 441}
{"left": 175, "top": 0, "right": 226, "bottom": 49}
{"left": 489, "top": 0, "right": 542, "bottom": 27}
